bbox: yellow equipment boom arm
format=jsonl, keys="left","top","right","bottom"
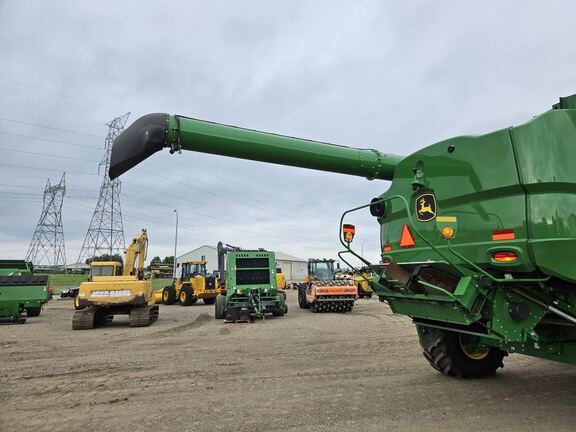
{"left": 123, "top": 229, "right": 148, "bottom": 279}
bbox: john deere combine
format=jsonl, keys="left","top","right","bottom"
{"left": 214, "top": 242, "right": 286, "bottom": 322}
{"left": 0, "top": 260, "right": 49, "bottom": 323}
{"left": 110, "top": 94, "right": 576, "bottom": 376}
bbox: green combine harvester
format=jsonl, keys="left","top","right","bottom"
{"left": 110, "top": 93, "right": 576, "bottom": 377}
{"left": 215, "top": 242, "right": 287, "bottom": 322}
{"left": 0, "top": 260, "right": 50, "bottom": 323}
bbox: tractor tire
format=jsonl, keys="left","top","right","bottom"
{"left": 162, "top": 285, "right": 176, "bottom": 305}
{"left": 179, "top": 286, "right": 194, "bottom": 306}
{"left": 298, "top": 286, "right": 310, "bottom": 309}
{"left": 417, "top": 326, "right": 507, "bottom": 378}
{"left": 203, "top": 297, "right": 216, "bottom": 305}
{"left": 26, "top": 306, "right": 41, "bottom": 317}
{"left": 215, "top": 294, "right": 227, "bottom": 319}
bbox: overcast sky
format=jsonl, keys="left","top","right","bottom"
{"left": 1, "top": 0, "right": 575, "bottom": 267}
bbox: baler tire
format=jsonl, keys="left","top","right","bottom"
{"left": 215, "top": 294, "right": 227, "bottom": 319}
{"left": 26, "top": 306, "right": 41, "bottom": 317}
{"left": 163, "top": 286, "right": 176, "bottom": 305}
{"left": 420, "top": 327, "right": 506, "bottom": 378}
{"left": 203, "top": 297, "right": 216, "bottom": 305}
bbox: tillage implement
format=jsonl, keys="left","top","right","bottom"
{"left": 109, "top": 94, "right": 576, "bottom": 376}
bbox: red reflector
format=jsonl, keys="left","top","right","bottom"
{"left": 400, "top": 224, "right": 415, "bottom": 248}
{"left": 383, "top": 245, "right": 392, "bottom": 252}
{"left": 493, "top": 251, "right": 518, "bottom": 262}
{"left": 383, "top": 258, "right": 392, "bottom": 265}
{"left": 492, "top": 229, "right": 515, "bottom": 241}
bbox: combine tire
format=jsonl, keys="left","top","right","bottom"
{"left": 26, "top": 306, "right": 41, "bottom": 317}
{"left": 72, "top": 307, "right": 96, "bottom": 330}
{"left": 215, "top": 294, "right": 226, "bottom": 319}
{"left": 179, "top": 286, "right": 194, "bottom": 306}
{"left": 418, "top": 326, "right": 506, "bottom": 378}
{"left": 203, "top": 297, "right": 216, "bottom": 305}
{"left": 162, "top": 285, "right": 176, "bottom": 305}
{"left": 129, "top": 305, "right": 159, "bottom": 327}
{"left": 298, "top": 286, "right": 310, "bottom": 309}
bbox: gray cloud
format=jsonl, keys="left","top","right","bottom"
{"left": 1, "top": 0, "right": 575, "bottom": 266}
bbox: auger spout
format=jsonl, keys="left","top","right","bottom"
{"left": 109, "top": 113, "right": 402, "bottom": 180}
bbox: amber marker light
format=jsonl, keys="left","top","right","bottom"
{"left": 441, "top": 226, "right": 454, "bottom": 239}
{"left": 493, "top": 251, "right": 518, "bottom": 263}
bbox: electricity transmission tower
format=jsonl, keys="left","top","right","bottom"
{"left": 26, "top": 173, "right": 67, "bottom": 270}
{"left": 77, "top": 113, "right": 130, "bottom": 264}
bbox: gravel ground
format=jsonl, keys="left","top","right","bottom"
{"left": 1, "top": 291, "right": 575, "bottom": 432}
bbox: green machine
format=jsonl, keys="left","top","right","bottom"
{"left": 111, "top": 94, "right": 576, "bottom": 376}
{"left": 0, "top": 260, "right": 50, "bottom": 323}
{"left": 214, "top": 244, "right": 287, "bottom": 322}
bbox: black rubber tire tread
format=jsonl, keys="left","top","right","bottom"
{"left": 129, "top": 305, "right": 159, "bottom": 327}
{"left": 72, "top": 307, "right": 96, "bottom": 330}
{"left": 214, "top": 294, "right": 226, "bottom": 319}
{"left": 179, "top": 286, "right": 194, "bottom": 306}
{"left": 298, "top": 286, "right": 310, "bottom": 309}
{"left": 420, "top": 327, "right": 506, "bottom": 378}
{"left": 203, "top": 297, "right": 216, "bottom": 305}
{"left": 163, "top": 285, "right": 176, "bottom": 305}
{"left": 26, "top": 306, "right": 41, "bottom": 317}
{"left": 272, "top": 296, "right": 285, "bottom": 317}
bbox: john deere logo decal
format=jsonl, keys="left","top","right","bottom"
{"left": 416, "top": 193, "right": 436, "bottom": 222}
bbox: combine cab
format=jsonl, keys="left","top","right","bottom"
{"left": 297, "top": 259, "right": 357, "bottom": 312}
{"left": 0, "top": 260, "right": 49, "bottom": 323}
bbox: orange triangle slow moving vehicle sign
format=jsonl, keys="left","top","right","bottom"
{"left": 400, "top": 224, "right": 415, "bottom": 248}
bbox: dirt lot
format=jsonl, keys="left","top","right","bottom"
{"left": 1, "top": 291, "right": 576, "bottom": 432}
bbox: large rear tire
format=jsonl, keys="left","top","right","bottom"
{"left": 417, "top": 325, "right": 506, "bottom": 378}
{"left": 162, "top": 285, "right": 176, "bottom": 305}
{"left": 215, "top": 294, "right": 227, "bottom": 319}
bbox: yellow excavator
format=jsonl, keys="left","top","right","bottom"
{"left": 161, "top": 259, "right": 219, "bottom": 305}
{"left": 72, "top": 229, "right": 159, "bottom": 330}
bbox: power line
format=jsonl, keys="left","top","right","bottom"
{"left": 0, "top": 116, "right": 104, "bottom": 138}
{"left": 0, "top": 75, "right": 122, "bottom": 111}
{"left": 0, "top": 147, "right": 100, "bottom": 162}
{"left": 0, "top": 130, "right": 102, "bottom": 149}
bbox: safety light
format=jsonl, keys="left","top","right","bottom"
{"left": 400, "top": 224, "right": 415, "bottom": 248}
{"left": 441, "top": 226, "right": 454, "bottom": 239}
{"left": 383, "top": 245, "right": 392, "bottom": 252}
{"left": 343, "top": 224, "right": 356, "bottom": 243}
{"left": 492, "top": 229, "right": 515, "bottom": 241}
{"left": 493, "top": 251, "right": 518, "bottom": 263}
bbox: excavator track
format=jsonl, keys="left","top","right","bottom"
{"left": 129, "top": 305, "right": 159, "bottom": 327}
{"left": 72, "top": 307, "right": 96, "bottom": 330}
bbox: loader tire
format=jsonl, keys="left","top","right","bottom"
{"left": 26, "top": 306, "right": 41, "bottom": 317}
{"left": 73, "top": 295, "right": 85, "bottom": 310}
{"left": 162, "top": 285, "right": 176, "bottom": 305}
{"left": 179, "top": 286, "right": 195, "bottom": 306}
{"left": 215, "top": 294, "right": 226, "bottom": 319}
{"left": 298, "top": 285, "right": 310, "bottom": 309}
{"left": 203, "top": 297, "right": 216, "bottom": 305}
{"left": 417, "top": 326, "right": 506, "bottom": 378}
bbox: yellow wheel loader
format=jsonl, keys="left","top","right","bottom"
{"left": 72, "top": 229, "right": 158, "bottom": 330}
{"left": 161, "top": 260, "right": 219, "bottom": 306}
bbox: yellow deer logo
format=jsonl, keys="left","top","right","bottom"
{"left": 416, "top": 194, "right": 436, "bottom": 221}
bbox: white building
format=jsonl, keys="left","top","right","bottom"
{"left": 176, "top": 245, "right": 307, "bottom": 282}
